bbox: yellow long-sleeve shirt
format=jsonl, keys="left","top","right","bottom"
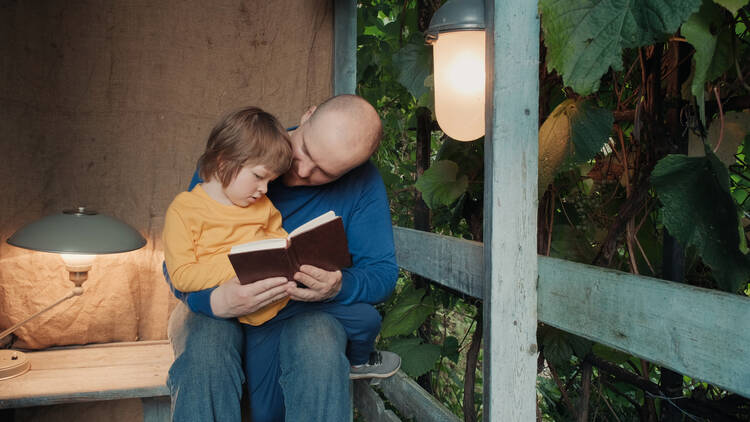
{"left": 163, "top": 184, "right": 289, "bottom": 325}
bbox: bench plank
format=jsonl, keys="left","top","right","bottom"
{"left": 378, "top": 371, "right": 460, "bottom": 422}
{"left": 352, "top": 379, "right": 400, "bottom": 422}
{"left": 0, "top": 340, "right": 172, "bottom": 409}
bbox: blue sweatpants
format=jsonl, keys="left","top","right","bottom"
{"left": 244, "top": 300, "right": 381, "bottom": 422}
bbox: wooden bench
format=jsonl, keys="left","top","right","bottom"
{"left": 0, "top": 338, "right": 458, "bottom": 421}
{"left": 0, "top": 340, "right": 172, "bottom": 422}
{"left": 352, "top": 372, "right": 459, "bottom": 422}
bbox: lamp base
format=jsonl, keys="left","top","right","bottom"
{"left": 0, "top": 349, "right": 30, "bottom": 380}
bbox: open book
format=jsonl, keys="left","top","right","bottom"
{"left": 228, "top": 211, "right": 352, "bottom": 283}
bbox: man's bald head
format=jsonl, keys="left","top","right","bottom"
{"left": 308, "top": 94, "right": 382, "bottom": 157}
{"left": 283, "top": 95, "right": 383, "bottom": 186}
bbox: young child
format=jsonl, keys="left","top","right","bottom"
{"left": 163, "top": 106, "right": 399, "bottom": 378}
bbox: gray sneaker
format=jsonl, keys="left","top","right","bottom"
{"left": 349, "top": 350, "right": 401, "bottom": 380}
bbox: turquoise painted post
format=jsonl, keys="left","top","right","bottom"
{"left": 483, "top": 0, "right": 540, "bottom": 420}
{"left": 333, "top": 0, "right": 356, "bottom": 95}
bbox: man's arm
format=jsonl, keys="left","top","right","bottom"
{"left": 163, "top": 261, "right": 219, "bottom": 316}
{"left": 290, "top": 164, "right": 398, "bottom": 304}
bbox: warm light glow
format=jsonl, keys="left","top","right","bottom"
{"left": 433, "top": 30, "right": 485, "bottom": 141}
{"left": 60, "top": 253, "right": 96, "bottom": 272}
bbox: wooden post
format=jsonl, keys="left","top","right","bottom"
{"left": 333, "top": 0, "right": 356, "bottom": 95}
{"left": 482, "top": 0, "right": 539, "bottom": 420}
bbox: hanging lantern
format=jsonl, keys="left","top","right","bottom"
{"left": 426, "top": 0, "right": 486, "bottom": 142}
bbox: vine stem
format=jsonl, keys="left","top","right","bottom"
{"left": 577, "top": 361, "right": 593, "bottom": 422}
{"left": 641, "top": 360, "right": 657, "bottom": 422}
{"left": 546, "top": 192, "right": 554, "bottom": 256}
{"left": 462, "top": 309, "right": 482, "bottom": 422}
{"left": 597, "top": 381, "right": 623, "bottom": 422}
{"left": 713, "top": 86, "right": 725, "bottom": 154}
{"left": 548, "top": 361, "right": 577, "bottom": 416}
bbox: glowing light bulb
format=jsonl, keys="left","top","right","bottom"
{"left": 60, "top": 253, "right": 95, "bottom": 273}
{"left": 432, "top": 30, "right": 486, "bottom": 141}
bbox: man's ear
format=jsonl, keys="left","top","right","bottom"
{"left": 300, "top": 105, "right": 317, "bottom": 125}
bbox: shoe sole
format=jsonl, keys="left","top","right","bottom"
{"left": 349, "top": 365, "right": 401, "bottom": 380}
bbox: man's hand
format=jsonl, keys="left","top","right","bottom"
{"left": 210, "top": 276, "right": 296, "bottom": 318}
{"left": 288, "top": 265, "right": 342, "bottom": 302}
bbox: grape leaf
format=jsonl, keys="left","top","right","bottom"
{"left": 540, "top": 0, "right": 701, "bottom": 95}
{"left": 539, "top": 325, "right": 592, "bottom": 367}
{"left": 387, "top": 337, "right": 442, "bottom": 377}
{"left": 714, "top": 0, "right": 749, "bottom": 15}
{"left": 392, "top": 36, "right": 432, "bottom": 101}
{"left": 415, "top": 160, "right": 469, "bottom": 209}
{"left": 441, "top": 336, "right": 460, "bottom": 364}
{"left": 682, "top": 1, "right": 735, "bottom": 124}
{"left": 651, "top": 150, "right": 750, "bottom": 291}
{"left": 380, "top": 288, "right": 435, "bottom": 338}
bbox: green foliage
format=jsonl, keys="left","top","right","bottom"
{"left": 716, "top": 0, "right": 750, "bottom": 15}
{"left": 392, "top": 34, "right": 433, "bottom": 101}
{"left": 693, "top": 111, "right": 750, "bottom": 164}
{"left": 570, "top": 101, "right": 614, "bottom": 162}
{"left": 539, "top": 0, "right": 701, "bottom": 94}
{"left": 362, "top": 0, "right": 750, "bottom": 419}
{"left": 538, "top": 99, "right": 613, "bottom": 190}
{"left": 652, "top": 150, "right": 750, "bottom": 292}
{"left": 414, "top": 160, "right": 469, "bottom": 209}
{"left": 387, "top": 337, "right": 443, "bottom": 377}
{"left": 441, "top": 336, "right": 460, "bottom": 363}
{"left": 380, "top": 286, "right": 435, "bottom": 337}
{"left": 592, "top": 344, "right": 632, "bottom": 364}
{"left": 538, "top": 325, "right": 592, "bottom": 368}
{"left": 682, "top": 0, "right": 736, "bottom": 123}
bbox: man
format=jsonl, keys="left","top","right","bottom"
{"left": 165, "top": 94, "right": 398, "bottom": 421}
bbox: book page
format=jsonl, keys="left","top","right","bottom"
{"left": 230, "top": 238, "right": 287, "bottom": 254}
{"left": 288, "top": 210, "right": 337, "bottom": 237}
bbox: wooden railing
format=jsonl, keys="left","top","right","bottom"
{"left": 393, "top": 226, "right": 750, "bottom": 398}
{"left": 356, "top": 227, "right": 750, "bottom": 421}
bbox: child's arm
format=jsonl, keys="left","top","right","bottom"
{"left": 163, "top": 204, "right": 236, "bottom": 292}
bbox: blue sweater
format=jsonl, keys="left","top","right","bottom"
{"left": 163, "top": 161, "right": 398, "bottom": 317}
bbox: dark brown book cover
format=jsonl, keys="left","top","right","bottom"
{"left": 228, "top": 213, "right": 352, "bottom": 285}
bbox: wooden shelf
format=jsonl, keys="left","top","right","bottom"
{"left": 0, "top": 340, "right": 173, "bottom": 409}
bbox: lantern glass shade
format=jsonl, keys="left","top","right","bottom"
{"left": 432, "top": 30, "right": 485, "bottom": 141}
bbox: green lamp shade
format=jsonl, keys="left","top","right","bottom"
{"left": 7, "top": 207, "right": 146, "bottom": 255}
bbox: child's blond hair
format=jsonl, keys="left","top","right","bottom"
{"left": 198, "top": 107, "right": 292, "bottom": 187}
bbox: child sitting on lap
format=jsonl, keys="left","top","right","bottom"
{"left": 163, "top": 106, "right": 399, "bottom": 379}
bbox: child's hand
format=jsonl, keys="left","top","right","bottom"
{"left": 210, "top": 276, "right": 295, "bottom": 318}
{"left": 288, "top": 265, "right": 342, "bottom": 302}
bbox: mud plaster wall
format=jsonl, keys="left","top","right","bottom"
{"left": 0, "top": 0, "right": 333, "bottom": 349}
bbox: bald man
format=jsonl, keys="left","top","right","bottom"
{"left": 165, "top": 95, "right": 398, "bottom": 422}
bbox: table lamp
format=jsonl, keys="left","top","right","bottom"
{"left": 0, "top": 207, "right": 146, "bottom": 380}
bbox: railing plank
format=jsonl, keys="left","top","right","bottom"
{"left": 393, "top": 227, "right": 483, "bottom": 298}
{"left": 538, "top": 256, "right": 750, "bottom": 398}
{"left": 393, "top": 228, "right": 750, "bottom": 398}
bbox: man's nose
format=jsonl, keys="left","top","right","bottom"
{"left": 295, "top": 160, "right": 313, "bottom": 179}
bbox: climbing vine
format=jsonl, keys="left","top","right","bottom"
{"left": 359, "top": 0, "right": 750, "bottom": 420}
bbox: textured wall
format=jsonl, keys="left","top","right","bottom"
{"left": 0, "top": 0, "right": 333, "bottom": 348}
